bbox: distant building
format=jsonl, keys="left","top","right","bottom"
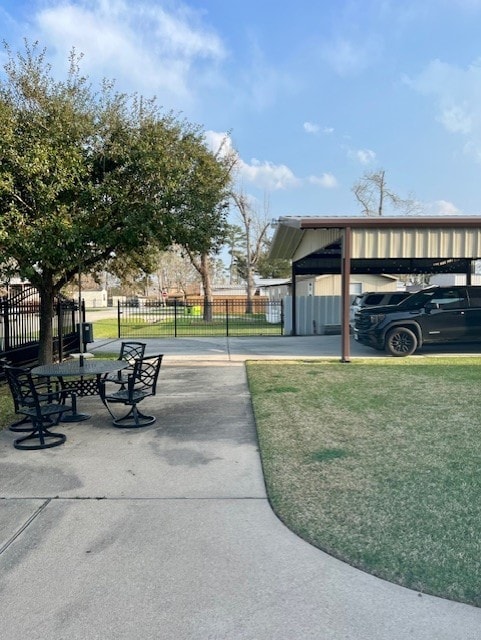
{"left": 255, "top": 278, "right": 291, "bottom": 301}
{"left": 81, "top": 289, "right": 108, "bottom": 308}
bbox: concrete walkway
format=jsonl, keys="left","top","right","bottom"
{"left": 1, "top": 336, "right": 480, "bottom": 639}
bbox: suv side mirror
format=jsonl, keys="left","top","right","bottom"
{"left": 425, "top": 301, "right": 440, "bottom": 311}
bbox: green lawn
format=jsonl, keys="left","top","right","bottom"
{"left": 246, "top": 357, "right": 481, "bottom": 607}
{"left": 92, "top": 316, "right": 282, "bottom": 338}
{"left": 0, "top": 384, "right": 16, "bottom": 430}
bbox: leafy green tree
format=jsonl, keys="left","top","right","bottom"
{"left": 174, "top": 139, "right": 234, "bottom": 320}
{"left": 256, "top": 252, "right": 291, "bottom": 279}
{"left": 0, "top": 41, "right": 230, "bottom": 362}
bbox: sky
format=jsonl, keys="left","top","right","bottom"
{"left": 2, "top": 0, "right": 481, "bottom": 223}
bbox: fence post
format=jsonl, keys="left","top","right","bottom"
{"left": 225, "top": 299, "right": 229, "bottom": 337}
{"left": 71, "top": 302, "right": 77, "bottom": 350}
{"left": 174, "top": 300, "right": 178, "bottom": 338}
{"left": 57, "top": 298, "right": 64, "bottom": 361}
{"left": 2, "top": 297, "right": 9, "bottom": 352}
{"left": 117, "top": 300, "right": 121, "bottom": 338}
{"left": 81, "top": 299, "right": 87, "bottom": 352}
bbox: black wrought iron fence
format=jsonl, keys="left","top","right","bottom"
{"left": 117, "top": 298, "right": 283, "bottom": 338}
{"left": 0, "top": 286, "right": 80, "bottom": 367}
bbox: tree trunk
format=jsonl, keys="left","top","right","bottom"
{"left": 377, "top": 170, "right": 385, "bottom": 216}
{"left": 246, "top": 268, "right": 255, "bottom": 314}
{"left": 200, "top": 254, "right": 213, "bottom": 322}
{"left": 245, "top": 220, "right": 254, "bottom": 314}
{"left": 38, "top": 280, "right": 56, "bottom": 365}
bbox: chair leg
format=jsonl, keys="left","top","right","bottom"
{"left": 9, "top": 416, "right": 35, "bottom": 433}
{"left": 111, "top": 404, "right": 156, "bottom": 428}
{"left": 9, "top": 414, "right": 57, "bottom": 433}
{"left": 14, "top": 420, "right": 66, "bottom": 450}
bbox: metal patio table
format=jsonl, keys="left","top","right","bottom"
{"left": 31, "top": 359, "right": 129, "bottom": 422}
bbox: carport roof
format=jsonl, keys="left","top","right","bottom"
{"left": 270, "top": 215, "right": 481, "bottom": 275}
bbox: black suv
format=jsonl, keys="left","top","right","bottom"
{"left": 353, "top": 285, "right": 481, "bottom": 356}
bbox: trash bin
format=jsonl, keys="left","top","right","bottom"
{"left": 77, "top": 322, "right": 94, "bottom": 343}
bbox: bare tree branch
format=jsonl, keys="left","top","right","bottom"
{"left": 352, "top": 169, "right": 422, "bottom": 216}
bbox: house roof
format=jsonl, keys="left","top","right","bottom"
{"left": 254, "top": 277, "right": 291, "bottom": 287}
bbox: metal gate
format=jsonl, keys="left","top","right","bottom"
{"left": 116, "top": 299, "right": 283, "bottom": 338}
{"left": 0, "top": 286, "right": 80, "bottom": 366}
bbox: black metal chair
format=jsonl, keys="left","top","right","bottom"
{"left": 0, "top": 358, "right": 30, "bottom": 432}
{"left": 3, "top": 366, "right": 71, "bottom": 450}
{"left": 103, "top": 341, "right": 146, "bottom": 389}
{"left": 0, "top": 358, "right": 66, "bottom": 433}
{"left": 99, "top": 354, "right": 163, "bottom": 428}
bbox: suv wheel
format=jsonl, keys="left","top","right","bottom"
{"left": 385, "top": 327, "right": 418, "bottom": 357}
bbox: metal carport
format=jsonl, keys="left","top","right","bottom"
{"left": 269, "top": 216, "right": 481, "bottom": 362}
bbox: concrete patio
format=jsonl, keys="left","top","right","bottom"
{"left": 1, "top": 336, "right": 480, "bottom": 639}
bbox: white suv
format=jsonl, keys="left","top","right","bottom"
{"left": 350, "top": 291, "right": 412, "bottom": 328}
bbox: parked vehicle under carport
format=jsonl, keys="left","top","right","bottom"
{"left": 353, "top": 285, "right": 481, "bottom": 356}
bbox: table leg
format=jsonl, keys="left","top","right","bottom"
{"left": 61, "top": 391, "right": 90, "bottom": 422}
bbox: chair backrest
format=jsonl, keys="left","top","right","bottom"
{"left": 119, "top": 342, "right": 146, "bottom": 366}
{"left": 4, "top": 366, "right": 41, "bottom": 412}
{"left": 129, "top": 354, "right": 163, "bottom": 397}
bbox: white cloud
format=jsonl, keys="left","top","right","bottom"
{"left": 438, "top": 105, "right": 473, "bottom": 134}
{"left": 348, "top": 148, "right": 377, "bottom": 165}
{"left": 303, "top": 122, "right": 334, "bottom": 135}
{"left": 208, "top": 134, "right": 337, "bottom": 190}
{"left": 32, "top": 0, "right": 226, "bottom": 105}
{"left": 428, "top": 200, "right": 462, "bottom": 215}
{"left": 407, "top": 58, "right": 481, "bottom": 157}
{"left": 322, "top": 38, "right": 365, "bottom": 75}
{"left": 303, "top": 121, "right": 320, "bottom": 134}
{"left": 309, "top": 173, "right": 338, "bottom": 188}
{"left": 204, "top": 130, "right": 236, "bottom": 157}
{"left": 240, "top": 158, "right": 301, "bottom": 190}
{"left": 205, "top": 131, "right": 300, "bottom": 190}
{"left": 322, "top": 36, "right": 380, "bottom": 76}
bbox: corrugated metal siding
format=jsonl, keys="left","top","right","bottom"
{"left": 271, "top": 219, "right": 481, "bottom": 261}
{"left": 292, "top": 229, "right": 342, "bottom": 261}
{"left": 352, "top": 228, "right": 481, "bottom": 258}
{"left": 283, "top": 295, "right": 341, "bottom": 335}
{"left": 269, "top": 226, "right": 305, "bottom": 259}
